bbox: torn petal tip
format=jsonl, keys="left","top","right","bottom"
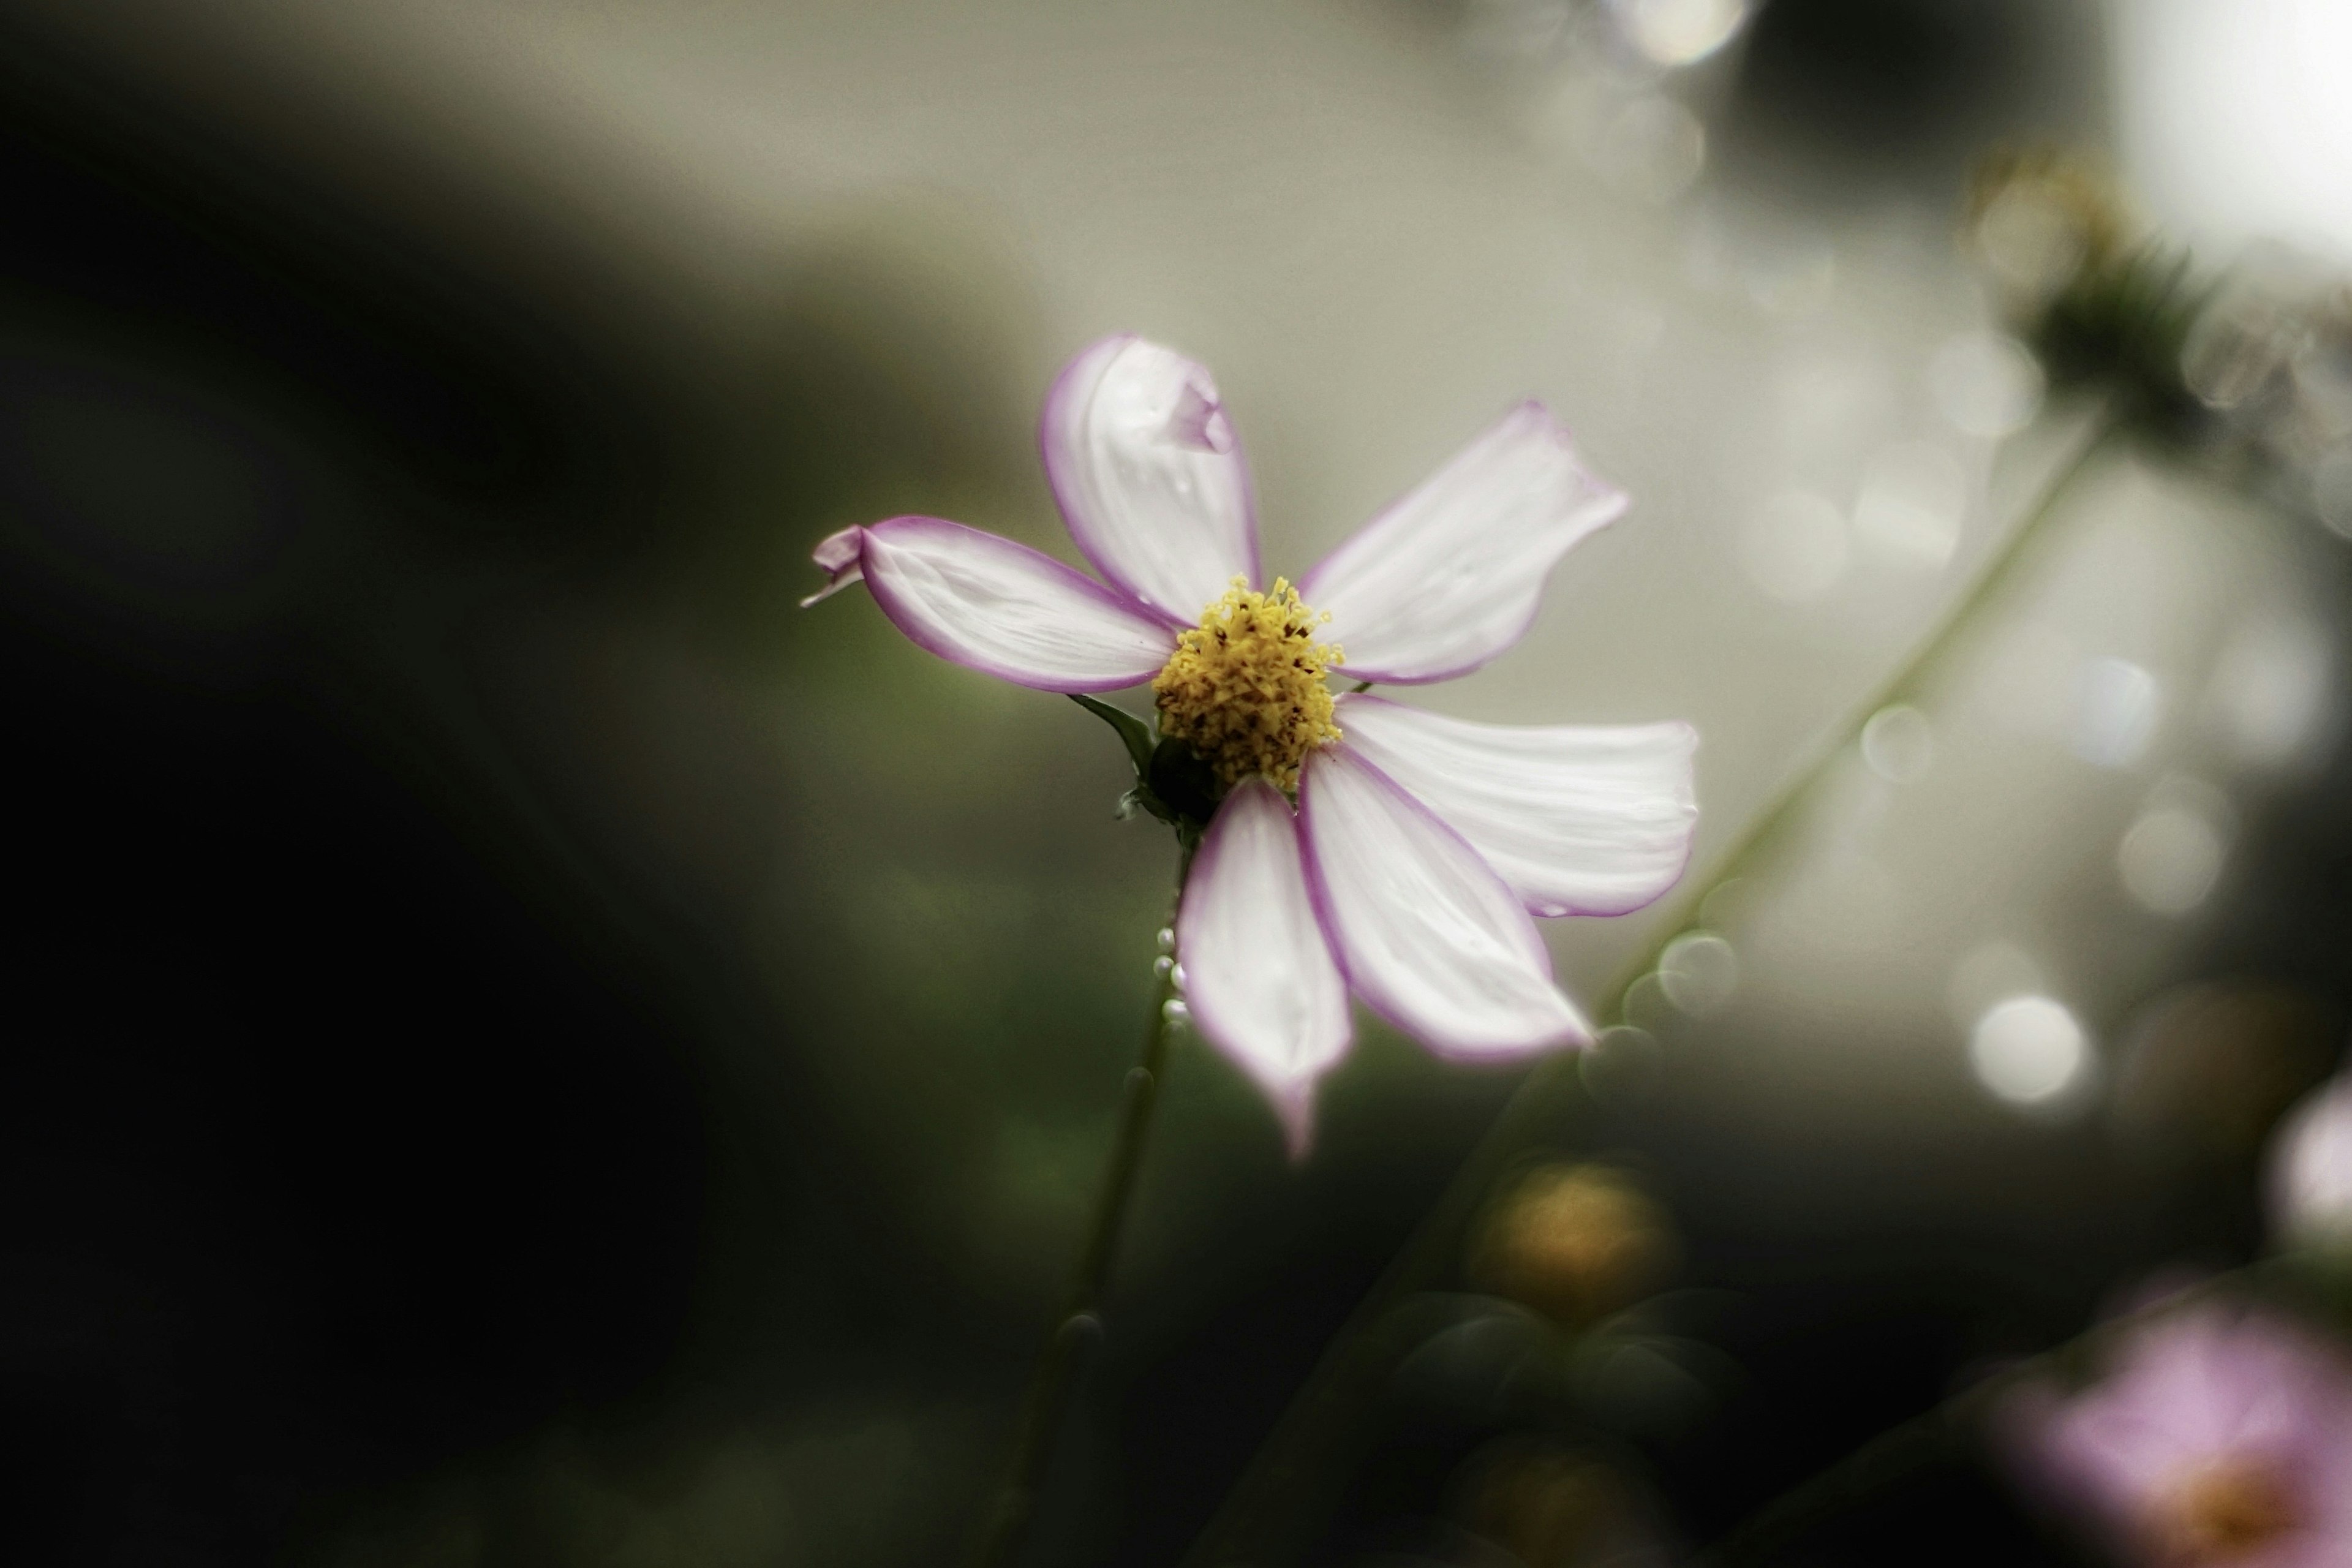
{"left": 802, "top": 526, "right": 867, "bottom": 607}
{"left": 1169, "top": 380, "right": 1235, "bottom": 454}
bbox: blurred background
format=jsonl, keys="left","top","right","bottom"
{"left": 7, "top": 1, "right": 2352, "bottom": 1564}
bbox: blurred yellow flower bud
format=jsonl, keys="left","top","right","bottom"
{"left": 1966, "top": 148, "right": 2133, "bottom": 312}
{"left": 1457, "top": 1440, "right": 1651, "bottom": 1568}
{"left": 1469, "top": 1162, "right": 1677, "bottom": 1328}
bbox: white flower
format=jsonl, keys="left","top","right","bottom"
{"left": 808, "top": 335, "right": 1697, "bottom": 1152}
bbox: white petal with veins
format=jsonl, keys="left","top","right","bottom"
{"left": 1300, "top": 745, "right": 1591, "bottom": 1057}
{"left": 1042, "top": 336, "right": 1260, "bottom": 627}
{"left": 1178, "top": 778, "right": 1353, "bottom": 1156}
{"left": 856, "top": 516, "right": 1175, "bottom": 691}
{"left": 1335, "top": 695, "right": 1697, "bottom": 918}
{"left": 1300, "top": 403, "right": 1627, "bottom": 684}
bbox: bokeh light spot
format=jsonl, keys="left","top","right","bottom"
{"left": 2118, "top": 804, "right": 2226, "bottom": 915}
{"left": 1853, "top": 441, "right": 1966, "bottom": 570}
{"left": 1659, "top": 932, "right": 1738, "bottom": 1016}
{"left": 1973, "top": 180, "right": 2092, "bottom": 301}
{"left": 1928, "top": 330, "right": 2045, "bottom": 439}
{"left": 1947, "top": 941, "right": 2044, "bottom": 1031}
{"left": 1606, "top": 0, "right": 1750, "bottom": 66}
{"left": 2072, "top": 657, "right": 2161, "bottom": 767}
{"left": 1860, "top": 704, "right": 1935, "bottom": 783}
{"left": 1970, "top": 995, "right": 2089, "bottom": 1106}
{"left": 2271, "top": 1075, "right": 2352, "bottom": 1247}
{"left": 2206, "top": 617, "right": 2331, "bottom": 767}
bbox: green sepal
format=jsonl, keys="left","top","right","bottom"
{"left": 1069, "top": 694, "right": 1159, "bottom": 780}
{"left": 1067, "top": 695, "right": 1217, "bottom": 846}
{"left": 1146, "top": 734, "right": 1221, "bottom": 831}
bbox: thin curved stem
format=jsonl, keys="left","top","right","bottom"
{"left": 1180, "top": 409, "right": 2127, "bottom": 1566}
{"left": 973, "top": 845, "right": 1195, "bottom": 1568}
{"left": 1593, "top": 410, "right": 2125, "bottom": 984}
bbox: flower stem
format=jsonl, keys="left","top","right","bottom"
{"left": 974, "top": 845, "right": 1195, "bottom": 1568}
{"left": 1180, "top": 408, "right": 2126, "bottom": 1566}
{"left": 1596, "top": 410, "right": 2125, "bottom": 976}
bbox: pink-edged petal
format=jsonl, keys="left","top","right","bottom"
{"left": 1042, "top": 335, "right": 1260, "bottom": 627}
{"left": 1333, "top": 695, "right": 1697, "bottom": 918}
{"left": 1177, "top": 778, "right": 1352, "bottom": 1158}
{"left": 799, "top": 525, "right": 867, "bottom": 606}
{"left": 1298, "top": 744, "right": 1591, "bottom": 1058}
{"left": 1298, "top": 402, "right": 1627, "bottom": 685}
{"left": 854, "top": 516, "right": 1176, "bottom": 692}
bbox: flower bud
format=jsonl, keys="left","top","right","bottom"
{"left": 1458, "top": 1442, "right": 1651, "bottom": 1568}
{"left": 1469, "top": 1163, "right": 1676, "bottom": 1328}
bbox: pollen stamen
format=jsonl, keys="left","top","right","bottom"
{"left": 1153, "top": 576, "right": 1343, "bottom": 793}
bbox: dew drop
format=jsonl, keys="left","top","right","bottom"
{"left": 1155, "top": 927, "right": 1177, "bottom": 953}
{"left": 1153, "top": 955, "right": 1174, "bottom": 978}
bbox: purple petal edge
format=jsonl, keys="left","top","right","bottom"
{"left": 1336, "top": 696, "right": 1703, "bottom": 919}
{"left": 1300, "top": 401, "right": 1630, "bottom": 684}
{"left": 858, "top": 514, "right": 1174, "bottom": 693}
{"left": 1297, "top": 743, "right": 1593, "bottom": 1061}
{"left": 800, "top": 525, "right": 868, "bottom": 607}
{"left": 1178, "top": 779, "right": 1342, "bottom": 1163}
{"left": 1039, "top": 334, "right": 1262, "bottom": 623}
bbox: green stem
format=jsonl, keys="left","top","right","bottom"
{"left": 974, "top": 845, "right": 1196, "bottom": 1568}
{"left": 1180, "top": 409, "right": 2127, "bottom": 1566}
{"left": 1595, "top": 411, "right": 2125, "bottom": 983}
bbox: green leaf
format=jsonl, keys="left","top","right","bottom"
{"left": 1068, "top": 694, "right": 1159, "bottom": 781}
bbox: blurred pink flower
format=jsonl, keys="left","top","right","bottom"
{"left": 2000, "top": 1300, "right": 2352, "bottom": 1566}
{"left": 807, "top": 335, "right": 1697, "bottom": 1152}
{"left": 2270, "top": 1071, "right": 2352, "bottom": 1250}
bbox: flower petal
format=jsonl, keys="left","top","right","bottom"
{"left": 1178, "top": 778, "right": 1352, "bottom": 1157}
{"left": 855, "top": 517, "right": 1176, "bottom": 691}
{"left": 1299, "top": 744, "right": 1591, "bottom": 1058}
{"left": 1299, "top": 402, "right": 1627, "bottom": 684}
{"left": 1334, "top": 695, "right": 1697, "bottom": 918}
{"left": 799, "top": 525, "right": 867, "bottom": 606}
{"left": 1042, "top": 335, "right": 1260, "bottom": 627}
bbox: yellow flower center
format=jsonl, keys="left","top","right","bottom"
{"left": 1152, "top": 576, "right": 1343, "bottom": 794}
{"left": 2165, "top": 1459, "right": 2302, "bottom": 1562}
